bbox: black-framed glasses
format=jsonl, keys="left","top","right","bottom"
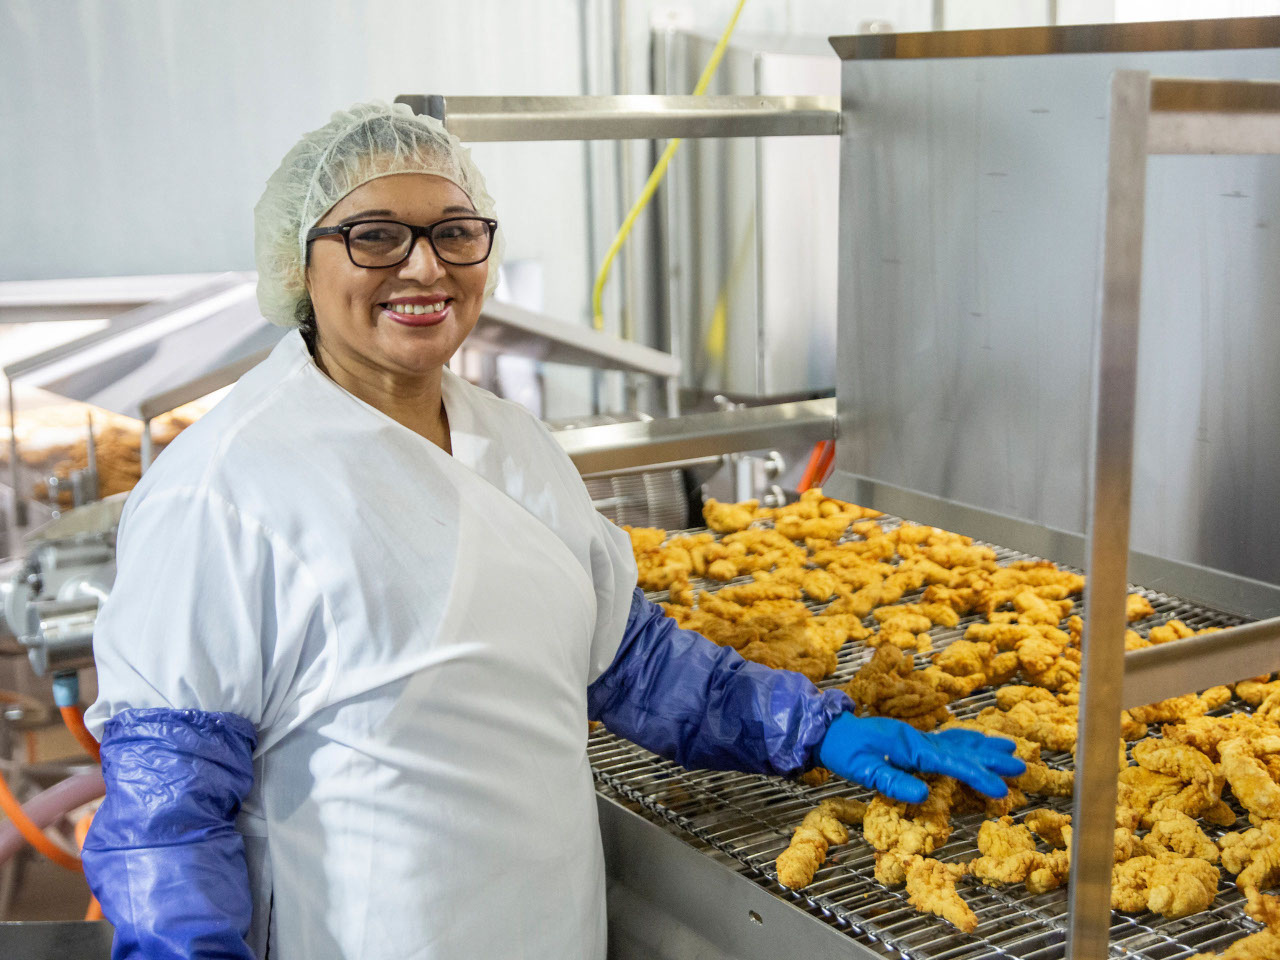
{"left": 306, "top": 216, "right": 498, "bottom": 268}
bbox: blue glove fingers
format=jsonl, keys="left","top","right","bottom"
{"left": 979, "top": 752, "right": 1028, "bottom": 778}
{"left": 931, "top": 728, "right": 1018, "bottom": 755}
{"left": 928, "top": 730, "right": 1027, "bottom": 779}
{"left": 909, "top": 746, "right": 1010, "bottom": 798}
{"left": 842, "top": 753, "right": 929, "bottom": 804}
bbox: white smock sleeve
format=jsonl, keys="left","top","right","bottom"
{"left": 583, "top": 508, "right": 641, "bottom": 683}
{"left": 86, "top": 486, "right": 334, "bottom": 744}
{"left": 526, "top": 420, "right": 638, "bottom": 684}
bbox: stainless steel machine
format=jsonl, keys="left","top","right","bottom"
{"left": 493, "top": 14, "right": 1280, "bottom": 960}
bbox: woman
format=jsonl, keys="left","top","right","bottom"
{"left": 82, "top": 102, "right": 1022, "bottom": 960}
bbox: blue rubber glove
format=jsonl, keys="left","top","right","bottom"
{"left": 588, "top": 589, "right": 851, "bottom": 777}
{"left": 83, "top": 708, "right": 257, "bottom": 960}
{"left": 818, "top": 714, "right": 1026, "bottom": 803}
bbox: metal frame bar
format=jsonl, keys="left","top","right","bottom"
{"left": 394, "top": 95, "right": 841, "bottom": 141}
{"left": 555, "top": 397, "right": 835, "bottom": 475}
{"left": 1123, "top": 616, "right": 1280, "bottom": 709}
{"left": 1066, "top": 70, "right": 1280, "bottom": 960}
{"left": 1067, "top": 68, "right": 1153, "bottom": 960}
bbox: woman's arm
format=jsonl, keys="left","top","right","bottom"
{"left": 83, "top": 709, "right": 257, "bottom": 960}
{"left": 588, "top": 590, "right": 1025, "bottom": 798}
{"left": 587, "top": 589, "right": 848, "bottom": 777}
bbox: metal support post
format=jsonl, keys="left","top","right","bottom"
{"left": 1067, "top": 69, "right": 1152, "bottom": 960}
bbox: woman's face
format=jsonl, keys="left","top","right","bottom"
{"left": 305, "top": 172, "right": 490, "bottom": 380}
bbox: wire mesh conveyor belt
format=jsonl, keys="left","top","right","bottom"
{"left": 588, "top": 514, "right": 1264, "bottom": 960}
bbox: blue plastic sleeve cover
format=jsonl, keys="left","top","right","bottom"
{"left": 587, "top": 589, "right": 851, "bottom": 777}
{"left": 82, "top": 708, "right": 258, "bottom": 960}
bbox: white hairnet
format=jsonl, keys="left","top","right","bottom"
{"left": 254, "top": 100, "right": 503, "bottom": 328}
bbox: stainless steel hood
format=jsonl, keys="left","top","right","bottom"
{"left": 4, "top": 273, "right": 679, "bottom": 424}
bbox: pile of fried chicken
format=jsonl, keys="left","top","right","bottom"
{"left": 620, "top": 492, "right": 1278, "bottom": 958}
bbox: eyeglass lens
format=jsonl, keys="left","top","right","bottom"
{"left": 347, "top": 220, "right": 492, "bottom": 267}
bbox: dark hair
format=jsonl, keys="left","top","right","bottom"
{"left": 301, "top": 303, "right": 318, "bottom": 356}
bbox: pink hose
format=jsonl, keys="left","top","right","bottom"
{"left": 0, "top": 771, "right": 105, "bottom": 866}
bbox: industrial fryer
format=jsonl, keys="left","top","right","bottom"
{"left": 547, "top": 15, "right": 1280, "bottom": 960}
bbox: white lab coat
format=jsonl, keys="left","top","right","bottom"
{"left": 87, "top": 330, "right": 639, "bottom": 959}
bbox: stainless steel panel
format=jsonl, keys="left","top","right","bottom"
{"left": 393, "top": 94, "right": 840, "bottom": 141}
{"left": 0, "top": 921, "right": 113, "bottom": 959}
{"left": 834, "top": 46, "right": 1280, "bottom": 587}
{"left": 553, "top": 397, "right": 834, "bottom": 475}
{"left": 659, "top": 31, "right": 841, "bottom": 399}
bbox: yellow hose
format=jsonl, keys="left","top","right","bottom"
{"left": 591, "top": 0, "right": 749, "bottom": 331}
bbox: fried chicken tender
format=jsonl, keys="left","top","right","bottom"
{"left": 964, "top": 621, "right": 1040, "bottom": 651}
{"left": 1111, "top": 853, "right": 1219, "bottom": 918}
{"left": 869, "top": 627, "right": 934, "bottom": 656}
{"left": 1015, "top": 630, "right": 1072, "bottom": 675}
{"left": 705, "top": 558, "right": 739, "bottom": 581}
{"left": 799, "top": 767, "right": 831, "bottom": 788}
{"left": 774, "top": 797, "right": 869, "bottom": 890}
{"left": 1188, "top": 930, "right": 1280, "bottom": 960}
{"left": 933, "top": 640, "right": 993, "bottom": 678}
{"left": 1025, "top": 809, "right": 1072, "bottom": 848}
{"left": 843, "top": 646, "right": 954, "bottom": 730}
{"left": 775, "top": 514, "right": 854, "bottom": 542}
{"left": 819, "top": 796, "right": 869, "bottom": 826}
{"left": 668, "top": 576, "right": 694, "bottom": 607}
{"left": 863, "top": 780, "right": 957, "bottom": 856}
{"left": 1132, "top": 739, "right": 1218, "bottom": 797}
{"left": 1117, "top": 766, "right": 1185, "bottom": 825}
{"left": 970, "top": 849, "right": 1046, "bottom": 886}
{"left": 1219, "top": 820, "right": 1280, "bottom": 876}
{"left": 799, "top": 568, "right": 839, "bottom": 603}
{"left": 872, "top": 609, "right": 933, "bottom": 634}
{"left": 977, "top": 701, "right": 1077, "bottom": 754}
{"left": 875, "top": 602, "right": 960, "bottom": 629}
{"left": 1015, "top": 762, "right": 1075, "bottom": 798}
{"left": 1146, "top": 808, "right": 1219, "bottom": 863}
{"left": 1026, "top": 849, "right": 1072, "bottom": 894}
{"left": 1128, "top": 692, "right": 1219, "bottom": 726}
{"left": 1147, "top": 618, "right": 1193, "bottom": 641}
{"left": 624, "top": 525, "right": 667, "bottom": 553}
{"left": 1237, "top": 676, "right": 1280, "bottom": 707}
{"left": 775, "top": 821, "right": 829, "bottom": 889}
{"left": 1220, "top": 737, "right": 1280, "bottom": 821}
{"left": 702, "top": 498, "right": 759, "bottom": 533}
{"left": 978, "top": 816, "right": 1036, "bottom": 858}
{"left": 874, "top": 849, "right": 914, "bottom": 887}
{"left": 1162, "top": 715, "right": 1267, "bottom": 761}
{"left": 905, "top": 857, "right": 977, "bottom": 933}
{"left": 1126, "top": 594, "right": 1156, "bottom": 622}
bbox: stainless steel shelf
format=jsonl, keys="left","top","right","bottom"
{"left": 394, "top": 95, "right": 841, "bottom": 141}
{"left": 554, "top": 397, "right": 835, "bottom": 475}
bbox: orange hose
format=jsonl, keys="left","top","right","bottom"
{"left": 797, "top": 441, "right": 829, "bottom": 493}
{"left": 75, "top": 811, "right": 102, "bottom": 921}
{"left": 0, "top": 767, "right": 81, "bottom": 871}
{"left": 813, "top": 441, "right": 837, "bottom": 489}
{"left": 60, "top": 705, "right": 102, "bottom": 763}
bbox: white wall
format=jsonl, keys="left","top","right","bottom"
{"left": 0, "top": 0, "right": 593, "bottom": 331}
